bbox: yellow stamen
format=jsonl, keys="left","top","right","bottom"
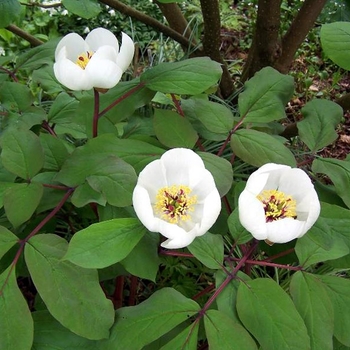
{"left": 75, "top": 51, "right": 94, "bottom": 69}
{"left": 154, "top": 185, "right": 197, "bottom": 224}
{"left": 257, "top": 189, "right": 297, "bottom": 223}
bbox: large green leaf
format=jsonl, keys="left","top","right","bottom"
{"left": 239, "top": 66, "right": 294, "bottom": 123}
{"left": 0, "top": 0, "right": 21, "bottom": 28}
{"left": 227, "top": 208, "right": 253, "bottom": 244}
{"left": 321, "top": 22, "right": 350, "bottom": 70}
{"left": 62, "top": 0, "right": 101, "bottom": 19}
{"left": 141, "top": 57, "right": 222, "bottom": 95}
{"left": 295, "top": 202, "right": 350, "bottom": 266}
{"left": 32, "top": 65, "right": 64, "bottom": 94}
{"left": 298, "top": 99, "right": 343, "bottom": 152}
{"left": 3, "top": 182, "right": 43, "bottom": 228}
{"left": 319, "top": 275, "right": 350, "bottom": 346}
{"left": 120, "top": 231, "right": 160, "bottom": 282}
{"left": 237, "top": 278, "right": 310, "bottom": 350}
{"left": 198, "top": 152, "right": 233, "bottom": 197}
{"left": 0, "top": 226, "right": 18, "bottom": 260}
{"left": 25, "top": 234, "right": 114, "bottom": 340}
{"left": 96, "top": 288, "right": 200, "bottom": 349}
{"left": 64, "top": 218, "right": 146, "bottom": 269}
{"left": 153, "top": 109, "right": 198, "bottom": 148}
{"left": 204, "top": 309, "right": 258, "bottom": 350}
{"left": 32, "top": 311, "right": 96, "bottom": 350}
{"left": 181, "top": 98, "right": 234, "bottom": 134}
{"left": 230, "top": 129, "right": 296, "bottom": 167}
{"left": 160, "top": 323, "right": 198, "bottom": 350}
{"left": 290, "top": 272, "right": 334, "bottom": 350}
{"left": 0, "top": 81, "right": 33, "bottom": 111}
{"left": 0, "top": 266, "right": 33, "bottom": 350}
{"left": 187, "top": 232, "right": 224, "bottom": 269}
{"left": 1, "top": 128, "right": 44, "bottom": 179}
{"left": 312, "top": 157, "right": 350, "bottom": 208}
{"left": 47, "top": 92, "right": 79, "bottom": 123}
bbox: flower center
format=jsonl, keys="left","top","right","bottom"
{"left": 75, "top": 51, "right": 94, "bottom": 69}
{"left": 154, "top": 185, "right": 197, "bottom": 224}
{"left": 257, "top": 189, "right": 297, "bottom": 223}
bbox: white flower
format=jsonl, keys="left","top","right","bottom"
{"left": 54, "top": 27, "right": 134, "bottom": 91}
{"left": 238, "top": 163, "right": 320, "bottom": 244}
{"left": 132, "top": 148, "right": 222, "bottom": 249}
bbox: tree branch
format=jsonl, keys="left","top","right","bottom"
{"left": 274, "top": 0, "right": 327, "bottom": 73}
{"left": 5, "top": 24, "right": 44, "bottom": 47}
{"left": 98, "top": 0, "right": 196, "bottom": 51}
{"left": 199, "top": 0, "right": 234, "bottom": 98}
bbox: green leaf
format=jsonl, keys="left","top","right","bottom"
{"left": 153, "top": 109, "right": 198, "bottom": 148}
{"left": 0, "top": 181, "right": 16, "bottom": 208}
{"left": 141, "top": 57, "right": 222, "bottom": 95}
{"left": 0, "top": 265, "right": 34, "bottom": 350}
{"left": 187, "top": 232, "right": 224, "bottom": 269}
{"left": 227, "top": 208, "right": 253, "bottom": 244}
{"left": 47, "top": 92, "right": 79, "bottom": 123}
{"left": 160, "top": 323, "right": 198, "bottom": 350}
{"left": 1, "top": 128, "right": 44, "bottom": 179}
{"left": 120, "top": 232, "right": 160, "bottom": 282}
{"left": 25, "top": 234, "right": 114, "bottom": 340}
{"left": 295, "top": 203, "right": 350, "bottom": 266}
{"left": 32, "top": 311, "right": 96, "bottom": 350}
{"left": 71, "top": 182, "right": 106, "bottom": 207}
{"left": 40, "top": 133, "right": 70, "bottom": 171}
{"left": 96, "top": 288, "right": 200, "bottom": 350}
{"left": 230, "top": 129, "right": 296, "bottom": 167}
{"left": 3, "top": 183, "right": 43, "bottom": 228}
{"left": 290, "top": 272, "right": 334, "bottom": 350}
{"left": 204, "top": 309, "right": 258, "bottom": 350}
{"left": 298, "top": 99, "right": 343, "bottom": 152}
{"left": 64, "top": 218, "right": 146, "bottom": 269}
{"left": 16, "top": 38, "right": 59, "bottom": 71}
{"left": 239, "top": 66, "right": 294, "bottom": 123}
{"left": 0, "top": 81, "right": 33, "bottom": 111}
{"left": 237, "top": 278, "right": 310, "bottom": 350}
{"left": 312, "top": 157, "right": 350, "bottom": 208}
{"left": 319, "top": 275, "right": 350, "bottom": 346}
{"left": 0, "top": 0, "right": 21, "bottom": 28}
{"left": 62, "top": 0, "right": 101, "bottom": 19}
{"left": 181, "top": 98, "right": 234, "bottom": 134}
{"left": 198, "top": 152, "right": 233, "bottom": 197}
{"left": 0, "top": 226, "right": 18, "bottom": 260}
{"left": 321, "top": 22, "right": 350, "bottom": 70}
{"left": 32, "top": 65, "right": 64, "bottom": 94}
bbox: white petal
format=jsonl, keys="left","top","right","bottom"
{"left": 86, "top": 53, "right": 123, "bottom": 89}
{"left": 55, "top": 33, "right": 88, "bottom": 62}
{"left": 197, "top": 189, "right": 221, "bottom": 235}
{"left": 53, "top": 58, "right": 93, "bottom": 91}
{"left": 116, "top": 32, "right": 135, "bottom": 72}
{"left": 191, "top": 169, "right": 218, "bottom": 201}
{"left": 132, "top": 186, "right": 158, "bottom": 232}
{"left": 266, "top": 218, "right": 306, "bottom": 243}
{"left": 303, "top": 194, "right": 321, "bottom": 232}
{"left": 245, "top": 172, "right": 269, "bottom": 195}
{"left": 238, "top": 191, "right": 267, "bottom": 239}
{"left": 136, "top": 159, "right": 167, "bottom": 201}
{"left": 161, "top": 235, "right": 196, "bottom": 249}
{"left": 85, "top": 27, "right": 119, "bottom": 52}
{"left": 161, "top": 148, "right": 205, "bottom": 186}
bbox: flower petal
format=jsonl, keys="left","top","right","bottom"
{"left": 54, "top": 54, "right": 93, "bottom": 90}
{"left": 86, "top": 47, "right": 123, "bottom": 89}
{"left": 85, "top": 27, "right": 119, "bottom": 52}
{"left": 266, "top": 218, "right": 306, "bottom": 243}
{"left": 197, "top": 189, "right": 221, "bottom": 235}
{"left": 238, "top": 190, "right": 267, "bottom": 239}
{"left": 161, "top": 235, "right": 196, "bottom": 249}
{"left": 55, "top": 33, "right": 88, "bottom": 62}
{"left": 116, "top": 32, "right": 135, "bottom": 72}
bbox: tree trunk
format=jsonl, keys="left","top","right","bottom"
{"left": 274, "top": 0, "right": 327, "bottom": 73}
{"left": 241, "top": 0, "right": 282, "bottom": 82}
{"left": 200, "top": 0, "right": 234, "bottom": 98}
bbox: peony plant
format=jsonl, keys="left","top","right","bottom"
{"left": 238, "top": 163, "right": 320, "bottom": 244}
{"left": 53, "top": 27, "right": 134, "bottom": 91}
{"left": 132, "top": 148, "right": 221, "bottom": 249}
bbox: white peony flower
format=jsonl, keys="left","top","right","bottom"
{"left": 53, "top": 27, "right": 134, "bottom": 91}
{"left": 132, "top": 148, "right": 222, "bottom": 249}
{"left": 238, "top": 163, "right": 320, "bottom": 244}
